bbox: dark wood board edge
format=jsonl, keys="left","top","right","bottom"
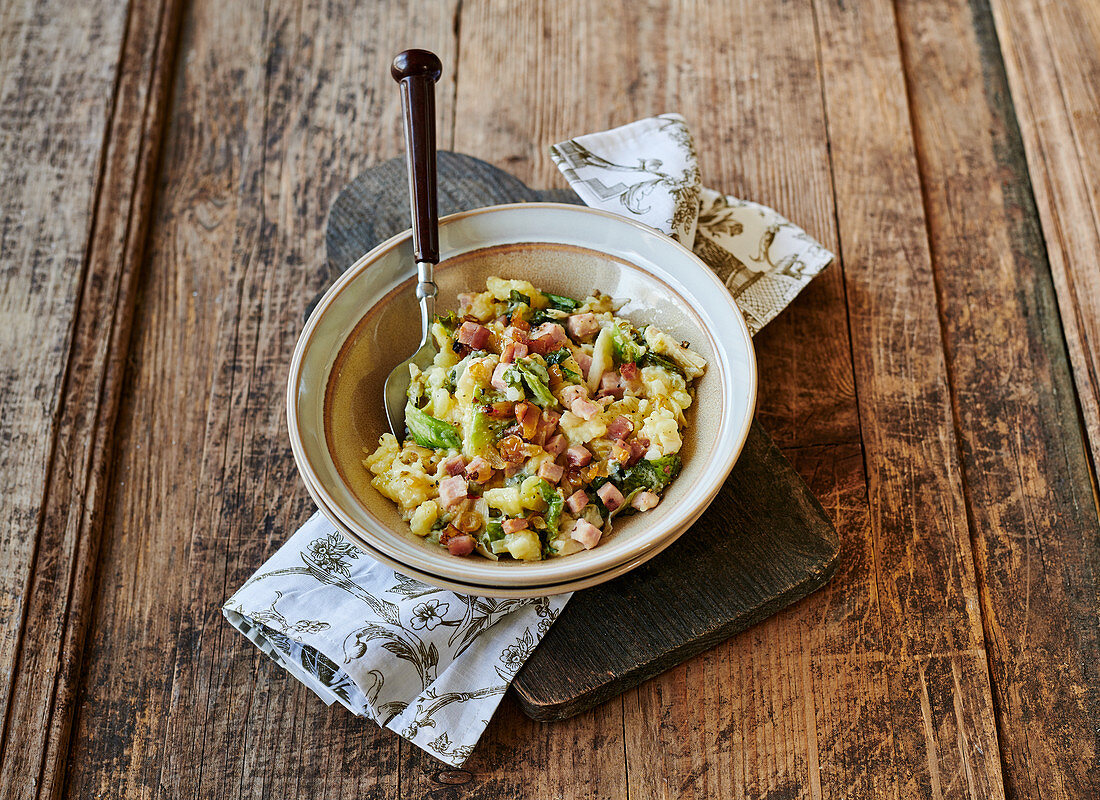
{"left": 512, "top": 421, "right": 841, "bottom": 721}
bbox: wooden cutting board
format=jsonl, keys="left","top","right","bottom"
{"left": 325, "top": 152, "right": 840, "bottom": 721}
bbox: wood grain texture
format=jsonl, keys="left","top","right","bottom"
{"left": 60, "top": 1, "right": 459, "bottom": 798}
{"left": 813, "top": 0, "right": 1006, "bottom": 796}
{"left": 446, "top": 1, "right": 988, "bottom": 799}
{"left": 0, "top": 0, "right": 133, "bottom": 791}
{"left": 0, "top": 3, "right": 186, "bottom": 798}
{"left": 896, "top": 0, "right": 1100, "bottom": 795}
{"left": 988, "top": 0, "right": 1100, "bottom": 485}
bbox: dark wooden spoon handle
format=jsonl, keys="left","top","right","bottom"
{"left": 391, "top": 49, "right": 443, "bottom": 264}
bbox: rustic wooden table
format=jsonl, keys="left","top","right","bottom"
{"left": 2, "top": 1, "right": 1098, "bottom": 798}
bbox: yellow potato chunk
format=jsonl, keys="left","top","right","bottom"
{"left": 504, "top": 529, "right": 542, "bottom": 561}
{"left": 520, "top": 475, "right": 548, "bottom": 511}
{"left": 484, "top": 486, "right": 524, "bottom": 518}
{"left": 409, "top": 501, "right": 441, "bottom": 537}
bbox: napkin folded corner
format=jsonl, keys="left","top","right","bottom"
{"left": 550, "top": 112, "right": 834, "bottom": 335}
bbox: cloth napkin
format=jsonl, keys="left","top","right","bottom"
{"left": 550, "top": 113, "right": 833, "bottom": 334}
{"left": 223, "top": 114, "right": 833, "bottom": 767}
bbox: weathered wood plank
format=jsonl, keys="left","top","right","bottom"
{"left": 813, "top": 0, "right": 1006, "bottom": 796}
{"left": 444, "top": 1, "right": 931, "bottom": 799}
{"left": 988, "top": 0, "right": 1100, "bottom": 485}
{"left": 0, "top": 0, "right": 132, "bottom": 784}
{"left": 895, "top": 0, "right": 1100, "bottom": 795}
{"left": 0, "top": 2, "right": 186, "bottom": 798}
{"left": 61, "top": 1, "right": 459, "bottom": 798}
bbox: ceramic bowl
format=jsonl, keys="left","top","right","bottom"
{"left": 287, "top": 203, "right": 756, "bottom": 594}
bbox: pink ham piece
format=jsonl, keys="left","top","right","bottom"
{"left": 597, "top": 482, "right": 625, "bottom": 513}
{"left": 570, "top": 518, "right": 602, "bottom": 550}
{"left": 599, "top": 371, "right": 624, "bottom": 399}
{"left": 501, "top": 343, "right": 518, "bottom": 364}
{"left": 538, "top": 460, "right": 564, "bottom": 484}
{"left": 442, "top": 455, "right": 467, "bottom": 475}
{"left": 502, "top": 517, "right": 529, "bottom": 535}
{"left": 527, "top": 322, "right": 569, "bottom": 354}
{"left": 545, "top": 433, "right": 568, "bottom": 456}
{"left": 438, "top": 475, "right": 468, "bottom": 509}
{"left": 566, "top": 312, "right": 600, "bottom": 340}
{"left": 464, "top": 456, "right": 494, "bottom": 483}
{"left": 457, "top": 321, "right": 490, "bottom": 349}
{"left": 504, "top": 464, "right": 524, "bottom": 479}
{"left": 565, "top": 489, "right": 589, "bottom": 514}
{"left": 446, "top": 534, "right": 476, "bottom": 556}
{"left": 503, "top": 325, "right": 529, "bottom": 344}
{"left": 631, "top": 491, "right": 660, "bottom": 512}
{"left": 559, "top": 383, "right": 589, "bottom": 406}
{"left": 574, "top": 350, "right": 593, "bottom": 378}
{"left": 606, "top": 415, "right": 634, "bottom": 440}
{"left": 565, "top": 445, "right": 592, "bottom": 467}
{"left": 491, "top": 362, "right": 512, "bottom": 391}
{"left": 571, "top": 398, "right": 601, "bottom": 420}
{"left": 628, "top": 438, "right": 650, "bottom": 465}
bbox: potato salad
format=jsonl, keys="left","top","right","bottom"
{"left": 363, "top": 276, "right": 707, "bottom": 561}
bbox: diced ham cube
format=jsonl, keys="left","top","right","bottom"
{"left": 502, "top": 517, "right": 529, "bottom": 534}
{"left": 538, "top": 461, "right": 564, "bottom": 484}
{"left": 465, "top": 456, "right": 494, "bottom": 483}
{"left": 600, "top": 370, "right": 624, "bottom": 399}
{"left": 545, "top": 434, "right": 568, "bottom": 456}
{"left": 571, "top": 398, "right": 601, "bottom": 420}
{"left": 446, "top": 534, "right": 476, "bottom": 556}
{"left": 504, "top": 464, "right": 524, "bottom": 479}
{"left": 559, "top": 383, "right": 589, "bottom": 406}
{"left": 503, "top": 325, "right": 529, "bottom": 344}
{"left": 527, "top": 322, "right": 569, "bottom": 354}
{"left": 574, "top": 350, "right": 593, "bottom": 378}
{"left": 457, "top": 321, "right": 490, "bottom": 349}
{"left": 570, "top": 518, "right": 602, "bottom": 549}
{"left": 628, "top": 438, "right": 650, "bottom": 465}
{"left": 597, "top": 482, "right": 626, "bottom": 513}
{"left": 565, "top": 445, "right": 592, "bottom": 467}
{"left": 501, "top": 343, "right": 518, "bottom": 364}
{"left": 596, "top": 395, "right": 615, "bottom": 407}
{"left": 619, "top": 360, "right": 640, "bottom": 381}
{"left": 606, "top": 415, "right": 634, "bottom": 440}
{"left": 442, "top": 455, "right": 467, "bottom": 475}
{"left": 438, "top": 475, "right": 468, "bottom": 509}
{"left": 565, "top": 489, "right": 589, "bottom": 514}
{"left": 566, "top": 312, "right": 601, "bottom": 340}
{"left": 631, "top": 491, "right": 660, "bottom": 512}
{"left": 491, "top": 362, "right": 512, "bottom": 391}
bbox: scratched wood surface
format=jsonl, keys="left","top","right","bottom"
{"left": 0, "top": 0, "right": 1097, "bottom": 798}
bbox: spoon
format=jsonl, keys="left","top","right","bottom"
{"left": 384, "top": 49, "right": 444, "bottom": 438}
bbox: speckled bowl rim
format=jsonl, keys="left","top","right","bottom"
{"left": 306, "top": 479, "right": 716, "bottom": 598}
{"left": 287, "top": 202, "right": 756, "bottom": 589}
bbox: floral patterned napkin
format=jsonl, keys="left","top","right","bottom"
{"left": 550, "top": 113, "right": 833, "bottom": 334}
{"left": 224, "top": 114, "right": 834, "bottom": 768}
{"left": 224, "top": 513, "right": 567, "bottom": 765}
